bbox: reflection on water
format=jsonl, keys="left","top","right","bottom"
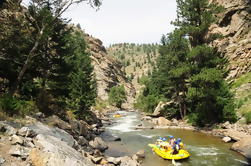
{"left": 103, "top": 111, "right": 250, "bottom": 166}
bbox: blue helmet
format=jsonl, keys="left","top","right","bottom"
{"left": 169, "top": 135, "right": 174, "bottom": 139}
{"left": 159, "top": 137, "right": 163, "bottom": 140}
{"left": 177, "top": 138, "right": 182, "bottom": 142}
{"left": 174, "top": 141, "right": 177, "bottom": 144}
{"left": 162, "top": 138, "right": 167, "bottom": 141}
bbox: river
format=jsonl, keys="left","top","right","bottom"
{"left": 101, "top": 111, "right": 250, "bottom": 166}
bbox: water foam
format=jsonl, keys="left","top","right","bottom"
{"left": 137, "top": 134, "right": 156, "bottom": 138}
{"left": 187, "top": 145, "right": 223, "bottom": 156}
{"left": 108, "top": 112, "right": 139, "bottom": 132}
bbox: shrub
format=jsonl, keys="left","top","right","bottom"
{"left": 244, "top": 112, "right": 251, "bottom": 124}
{"left": 0, "top": 94, "right": 38, "bottom": 117}
{"left": 108, "top": 85, "right": 126, "bottom": 108}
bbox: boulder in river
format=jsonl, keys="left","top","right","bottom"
{"left": 89, "top": 137, "right": 108, "bottom": 152}
{"left": 231, "top": 138, "right": 251, "bottom": 160}
{"left": 119, "top": 156, "right": 140, "bottom": 166}
{"left": 152, "top": 117, "right": 171, "bottom": 126}
{"left": 225, "top": 129, "right": 249, "bottom": 141}
{"left": 222, "top": 136, "right": 232, "bottom": 143}
{"left": 106, "top": 156, "right": 121, "bottom": 165}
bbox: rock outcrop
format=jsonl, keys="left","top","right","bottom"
{"left": 209, "top": 0, "right": 251, "bottom": 79}
{"left": 231, "top": 138, "right": 251, "bottom": 160}
{"left": 85, "top": 34, "right": 136, "bottom": 108}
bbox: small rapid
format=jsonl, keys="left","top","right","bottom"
{"left": 102, "top": 111, "right": 250, "bottom": 166}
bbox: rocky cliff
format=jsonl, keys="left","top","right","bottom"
{"left": 84, "top": 34, "right": 136, "bottom": 108}
{"left": 210, "top": 0, "right": 251, "bottom": 79}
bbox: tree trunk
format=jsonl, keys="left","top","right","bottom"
{"left": 9, "top": 28, "right": 44, "bottom": 96}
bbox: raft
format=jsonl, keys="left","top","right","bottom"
{"left": 148, "top": 144, "right": 190, "bottom": 160}
{"left": 113, "top": 114, "right": 122, "bottom": 118}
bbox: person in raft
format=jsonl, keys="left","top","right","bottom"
{"left": 155, "top": 137, "right": 163, "bottom": 148}
{"left": 169, "top": 135, "right": 176, "bottom": 146}
{"left": 177, "top": 138, "right": 184, "bottom": 149}
{"left": 172, "top": 141, "right": 180, "bottom": 154}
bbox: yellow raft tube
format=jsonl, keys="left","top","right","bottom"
{"left": 113, "top": 114, "right": 122, "bottom": 118}
{"left": 148, "top": 144, "right": 190, "bottom": 160}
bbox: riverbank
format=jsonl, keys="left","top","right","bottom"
{"left": 140, "top": 114, "right": 251, "bottom": 162}
{"left": 0, "top": 111, "right": 143, "bottom": 166}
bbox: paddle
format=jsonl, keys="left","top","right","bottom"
{"left": 172, "top": 158, "right": 176, "bottom": 165}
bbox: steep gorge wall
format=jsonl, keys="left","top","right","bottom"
{"left": 210, "top": 0, "right": 251, "bottom": 79}
{"left": 84, "top": 34, "right": 136, "bottom": 107}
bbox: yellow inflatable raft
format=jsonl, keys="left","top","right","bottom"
{"left": 148, "top": 144, "right": 190, "bottom": 160}
{"left": 113, "top": 114, "right": 122, "bottom": 118}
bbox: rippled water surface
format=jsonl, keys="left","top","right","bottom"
{"left": 102, "top": 111, "right": 250, "bottom": 166}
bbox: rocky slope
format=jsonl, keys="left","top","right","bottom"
{"left": 0, "top": 114, "right": 143, "bottom": 166}
{"left": 85, "top": 35, "right": 136, "bottom": 108}
{"left": 210, "top": 0, "right": 251, "bottom": 79}
{"left": 107, "top": 43, "right": 159, "bottom": 96}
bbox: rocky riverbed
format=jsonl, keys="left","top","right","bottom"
{"left": 0, "top": 112, "right": 144, "bottom": 166}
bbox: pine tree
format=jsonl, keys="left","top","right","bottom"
{"left": 157, "top": 30, "right": 190, "bottom": 119}
{"left": 173, "top": 0, "right": 236, "bottom": 125}
{"left": 67, "top": 30, "right": 97, "bottom": 119}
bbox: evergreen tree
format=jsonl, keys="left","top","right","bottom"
{"left": 67, "top": 30, "right": 97, "bottom": 119}
{"left": 173, "top": 0, "right": 235, "bottom": 125}
{"left": 156, "top": 30, "right": 190, "bottom": 119}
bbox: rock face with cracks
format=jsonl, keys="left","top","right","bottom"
{"left": 85, "top": 34, "right": 136, "bottom": 108}
{"left": 209, "top": 0, "right": 251, "bottom": 79}
{"left": 28, "top": 122, "right": 95, "bottom": 166}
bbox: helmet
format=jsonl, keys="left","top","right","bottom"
{"left": 174, "top": 141, "right": 177, "bottom": 144}
{"left": 177, "top": 138, "right": 182, "bottom": 142}
{"left": 162, "top": 138, "right": 167, "bottom": 141}
{"left": 169, "top": 135, "right": 174, "bottom": 139}
{"left": 159, "top": 137, "right": 163, "bottom": 140}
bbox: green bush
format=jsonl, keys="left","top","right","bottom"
{"left": 244, "top": 112, "right": 251, "bottom": 124}
{"left": 108, "top": 85, "right": 126, "bottom": 108}
{"left": 0, "top": 94, "right": 38, "bottom": 117}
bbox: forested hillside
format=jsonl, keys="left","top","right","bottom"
{"left": 0, "top": 0, "right": 99, "bottom": 121}
{"left": 107, "top": 43, "right": 159, "bottom": 94}
{"left": 135, "top": 0, "right": 250, "bottom": 126}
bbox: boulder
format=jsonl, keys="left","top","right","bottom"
{"left": 34, "top": 112, "right": 45, "bottom": 119}
{"left": 0, "top": 122, "right": 17, "bottom": 136}
{"left": 171, "top": 118, "right": 179, "bottom": 126}
{"left": 153, "top": 117, "right": 171, "bottom": 126}
{"left": 225, "top": 129, "right": 249, "bottom": 141}
{"left": 106, "top": 157, "right": 121, "bottom": 165}
{"left": 28, "top": 122, "right": 76, "bottom": 147}
{"left": 18, "top": 127, "right": 37, "bottom": 138}
{"left": 91, "top": 156, "right": 103, "bottom": 164}
{"left": 78, "top": 136, "right": 89, "bottom": 146}
{"left": 23, "top": 138, "right": 35, "bottom": 148}
{"left": 119, "top": 156, "right": 139, "bottom": 166}
{"left": 89, "top": 137, "right": 108, "bottom": 152}
{"left": 29, "top": 125, "right": 95, "bottom": 166}
{"left": 0, "top": 157, "right": 5, "bottom": 164}
{"left": 222, "top": 136, "right": 232, "bottom": 143}
{"left": 136, "top": 150, "right": 145, "bottom": 159}
{"left": 100, "top": 158, "right": 109, "bottom": 165}
{"left": 221, "top": 121, "right": 231, "bottom": 129}
{"left": 231, "top": 138, "right": 251, "bottom": 160}
{"left": 9, "top": 145, "right": 30, "bottom": 159}
{"left": 141, "top": 116, "right": 152, "bottom": 121}
{"left": 11, "top": 134, "right": 24, "bottom": 145}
